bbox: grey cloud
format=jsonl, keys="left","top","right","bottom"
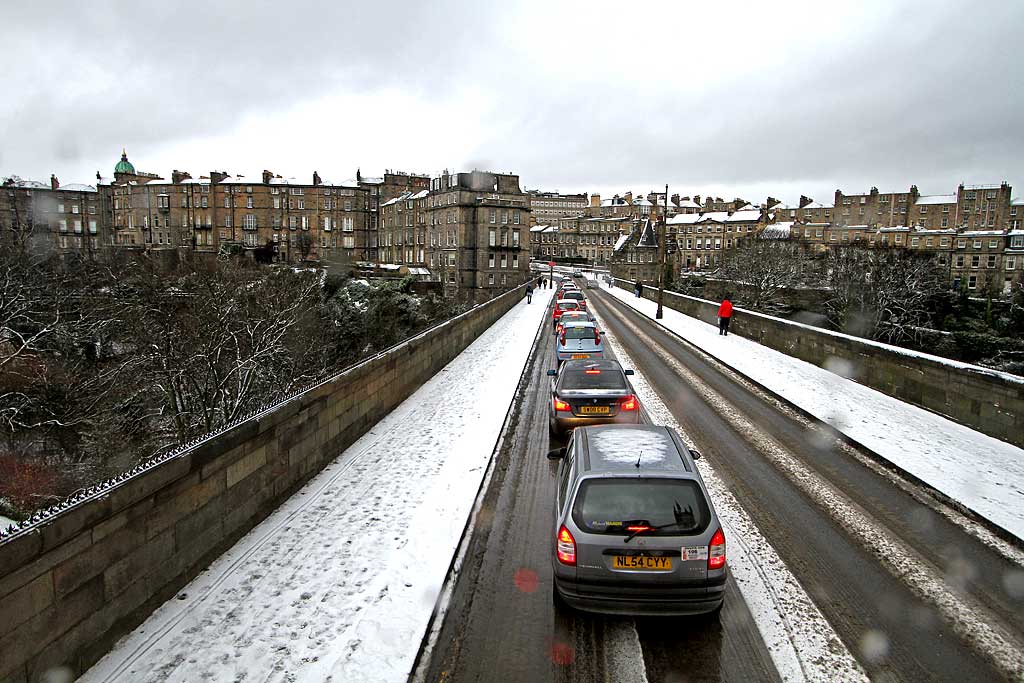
{"left": 2, "top": 0, "right": 1022, "bottom": 204}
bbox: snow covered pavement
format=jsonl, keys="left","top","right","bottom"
{"left": 602, "top": 283, "right": 1024, "bottom": 543}
{"left": 81, "top": 286, "right": 554, "bottom": 683}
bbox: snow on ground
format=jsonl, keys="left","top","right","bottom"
{"left": 603, "top": 283, "right": 1024, "bottom": 542}
{"left": 0, "top": 514, "right": 17, "bottom": 531}
{"left": 81, "top": 287, "right": 554, "bottom": 683}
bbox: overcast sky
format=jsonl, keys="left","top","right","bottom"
{"left": 2, "top": 0, "right": 1022, "bottom": 205}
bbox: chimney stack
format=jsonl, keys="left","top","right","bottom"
{"left": 313, "top": 171, "right": 322, "bottom": 186}
{"left": 172, "top": 170, "right": 192, "bottom": 184}
{"left": 590, "top": 194, "right": 601, "bottom": 207}
{"left": 262, "top": 170, "right": 273, "bottom": 185}
{"left": 50, "top": 174, "right": 59, "bottom": 190}
{"left": 799, "top": 195, "right": 813, "bottom": 208}
{"left": 210, "top": 171, "right": 229, "bottom": 185}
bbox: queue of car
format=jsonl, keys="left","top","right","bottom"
{"left": 543, "top": 271, "right": 727, "bottom": 617}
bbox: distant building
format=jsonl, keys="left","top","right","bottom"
{"left": 106, "top": 151, "right": 371, "bottom": 265}
{"left": 527, "top": 190, "right": 588, "bottom": 227}
{"left": 0, "top": 174, "right": 105, "bottom": 258}
{"left": 422, "top": 170, "right": 532, "bottom": 302}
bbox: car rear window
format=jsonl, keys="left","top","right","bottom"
{"left": 571, "top": 478, "right": 710, "bottom": 536}
{"left": 563, "top": 326, "right": 598, "bottom": 340}
{"left": 564, "top": 291, "right": 584, "bottom": 300}
{"left": 560, "top": 366, "right": 626, "bottom": 390}
{"left": 559, "top": 302, "right": 579, "bottom": 310}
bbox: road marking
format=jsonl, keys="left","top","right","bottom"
{"left": 602, "top": 301, "right": 1024, "bottom": 681}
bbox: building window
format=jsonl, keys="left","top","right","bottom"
{"left": 971, "top": 255, "right": 980, "bottom": 268}
{"left": 489, "top": 209, "right": 496, "bottom": 224}
{"left": 968, "top": 275, "right": 977, "bottom": 289}
{"left": 989, "top": 239, "right": 998, "bottom": 249}
{"left": 246, "top": 197, "right": 253, "bottom": 209}
{"left": 513, "top": 254, "right": 519, "bottom": 268}
{"left": 988, "top": 254, "right": 997, "bottom": 269}
{"left": 911, "top": 237, "right": 920, "bottom": 247}
{"left": 1007, "top": 257, "right": 1016, "bottom": 270}
{"left": 244, "top": 214, "right": 256, "bottom": 230}
{"left": 225, "top": 215, "right": 232, "bottom": 227}
{"left": 488, "top": 273, "right": 495, "bottom": 285}
{"left": 489, "top": 228, "right": 496, "bottom": 247}
{"left": 500, "top": 254, "right": 508, "bottom": 268}
{"left": 512, "top": 229, "right": 520, "bottom": 247}
{"left": 488, "top": 253, "right": 495, "bottom": 268}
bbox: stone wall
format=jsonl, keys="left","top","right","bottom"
{"left": 0, "top": 285, "right": 526, "bottom": 683}
{"left": 615, "top": 279, "right": 1024, "bottom": 449}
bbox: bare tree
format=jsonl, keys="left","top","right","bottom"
{"left": 719, "top": 239, "right": 813, "bottom": 314}
{"left": 124, "top": 261, "right": 326, "bottom": 441}
{"left": 825, "top": 246, "right": 946, "bottom": 343}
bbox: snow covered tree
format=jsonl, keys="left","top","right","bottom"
{"left": 719, "top": 239, "right": 813, "bottom": 314}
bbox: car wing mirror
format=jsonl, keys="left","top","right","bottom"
{"left": 547, "top": 447, "right": 567, "bottom": 460}
{"left": 624, "top": 369, "right": 635, "bottom": 376}
{"left": 689, "top": 448, "right": 702, "bottom": 460}
{"left": 546, "top": 369, "right": 557, "bottom": 377}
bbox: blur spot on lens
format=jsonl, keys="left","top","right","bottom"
{"left": 514, "top": 567, "right": 540, "bottom": 593}
{"left": 858, "top": 629, "right": 890, "bottom": 664}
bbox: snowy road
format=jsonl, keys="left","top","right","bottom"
{"left": 588, "top": 286, "right": 1023, "bottom": 681}
{"left": 81, "top": 287, "right": 554, "bottom": 683}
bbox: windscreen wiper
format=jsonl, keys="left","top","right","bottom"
{"left": 624, "top": 520, "right": 696, "bottom": 543}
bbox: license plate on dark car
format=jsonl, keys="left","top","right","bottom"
{"left": 579, "top": 406, "right": 609, "bottom": 414}
{"left": 571, "top": 354, "right": 590, "bottom": 359}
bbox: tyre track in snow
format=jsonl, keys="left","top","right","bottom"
{"left": 592, "top": 289, "right": 1022, "bottom": 682}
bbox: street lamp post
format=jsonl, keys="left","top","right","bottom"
{"left": 656, "top": 184, "right": 668, "bottom": 319}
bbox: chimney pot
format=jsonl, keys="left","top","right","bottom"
{"left": 50, "top": 174, "right": 59, "bottom": 190}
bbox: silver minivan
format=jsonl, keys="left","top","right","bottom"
{"left": 548, "top": 424, "right": 726, "bottom": 615}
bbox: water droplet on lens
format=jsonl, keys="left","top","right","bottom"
{"left": 859, "top": 629, "right": 890, "bottom": 663}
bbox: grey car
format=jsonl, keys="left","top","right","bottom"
{"left": 547, "top": 359, "right": 639, "bottom": 435}
{"left": 548, "top": 424, "right": 727, "bottom": 616}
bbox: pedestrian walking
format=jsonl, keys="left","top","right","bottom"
{"left": 634, "top": 279, "right": 643, "bottom": 298}
{"left": 525, "top": 282, "right": 534, "bottom": 304}
{"left": 718, "top": 293, "right": 734, "bottom": 336}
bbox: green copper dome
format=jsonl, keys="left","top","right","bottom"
{"left": 114, "top": 149, "right": 135, "bottom": 175}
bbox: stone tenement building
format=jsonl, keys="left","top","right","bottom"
{"left": 1, "top": 175, "right": 106, "bottom": 257}
{"left": 379, "top": 170, "right": 532, "bottom": 301}
{"left": 107, "top": 152, "right": 372, "bottom": 266}
{"left": 531, "top": 215, "right": 633, "bottom": 266}
{"left": 358, "top": 170, "right": 431, "bottom": 262}
{"left": 527, "top": 190, "right": 588, "bottom": 227}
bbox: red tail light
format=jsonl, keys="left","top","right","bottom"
{"left": 584, "top": 369, "right": 601, "bottom": 375}
{"left": 559, "top": 331, "right": 566, "bottom": 346}
{"left": 619, "top": 395, "right": 638, "bottom": 411}
{"left": 594, "top": 328, "right": 601, "bottom": 345}
{"left": 556, "top": 525, "right": 576, "bottom": 565}
{"left": 708, "top": 528, "right": 726, "bottom": 570}
{"left": 626, "top": 525, "right": 651, "bottom": 533}
{"left": 553, "top": 397, "right": 571, "bottom": 412}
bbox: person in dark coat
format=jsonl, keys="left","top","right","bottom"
{"left": 718, "top": 293, "right": 734, "bottom": 335}
{"left": 525, "top": 281, "right": 534, "bottom": 304}
{"left": 634, "top": 279, "right": 643, "bottom": 298}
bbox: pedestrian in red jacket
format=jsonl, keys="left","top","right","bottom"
{"left": 718, "top": 294, "right": 733, "bottom": 336}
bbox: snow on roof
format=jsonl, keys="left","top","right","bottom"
{"left": 1009, "top": 230, "right": 1024, "bottom": 237}
{"left": 180, "top": 178, "right": 211, "bottom": 185}
{"left": 960, "top": 230, "right": 1006, "bottom": 237}
{"left": 878, "top": 226, "right": 911, "bottom": 232}
{"left": 57, "top": 183, "right": 97, "bottom": 192}
{"left": 910, "top": 228, "right": 957, "bottom": 235}
{"left": 6, "top": 178, "right": 49, "bottom": 189}
{"left": 915, "top": 194, "right": 956, "bottom": 205}
{"left": 613, "top": 233, "right": 631, "bottom": 252}
{"left": 760, "top": 222, "right": 793, "bottom": 239}
{"left": 698, "top": 211, "right": 729, "bottom": 222}
{"left": 407, "top": 267, "right": 431, "bottom": 275}
{"left": 725, "top": 209, "right": 761, "bottom": 223}
{"left": 668, "top": 214, "right": 701, "bottom": 225}
{"left": 802, "top": 202, "right": 832, "bottom": 210}
{"left": 677, "top": 199, "right": 701, "bottom": 209}
{"left": 409, "top": 189, "right": 429, "bottom": 200}
{"left": 1011, "top": 197, "right": 1023, "bottom": 206}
